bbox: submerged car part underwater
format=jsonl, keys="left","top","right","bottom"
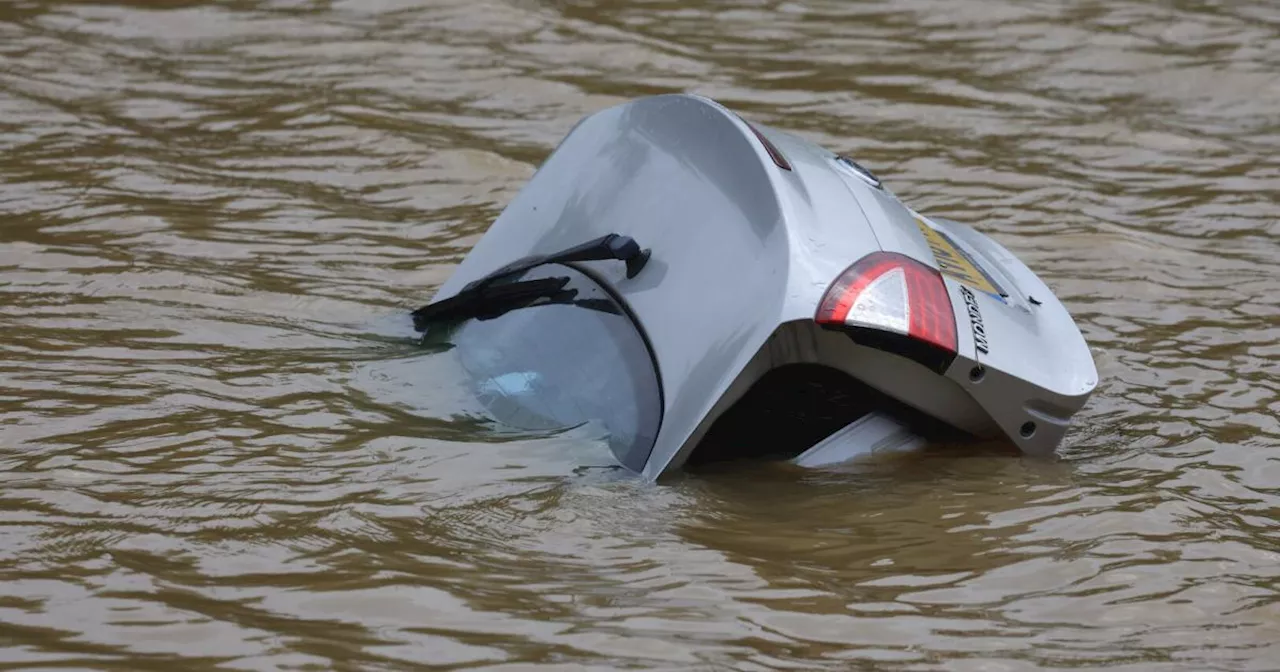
{"left": 410, "top": 94, "right": 1098, "bottom": 481}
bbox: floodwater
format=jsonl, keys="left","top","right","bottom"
{"left": 1, "top": 0, "right": 1277, "bottom": 669}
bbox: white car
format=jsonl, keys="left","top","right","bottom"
{"left": 411, "top": 94, "right": 1099, "bottom": 481}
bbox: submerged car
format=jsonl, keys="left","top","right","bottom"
{"left": 410, "top": 93, "right": 1098, "bottom": 481}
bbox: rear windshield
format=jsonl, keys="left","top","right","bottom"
{"left": 447, "top": 264, "right": 662, "bottom": 472}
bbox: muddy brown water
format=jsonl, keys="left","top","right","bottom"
{"left": 1, "top": 1, "right": 1278, "bottom": 670}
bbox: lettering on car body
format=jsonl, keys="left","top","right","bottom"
{"left": 960, "top": 285, "right": 990, "bottom": 355}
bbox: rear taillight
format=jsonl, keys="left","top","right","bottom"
{"left": 815, "top": 252, "right": 958, "bottom": 372}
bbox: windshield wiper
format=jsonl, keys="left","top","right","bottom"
{"left": 412, "top": 276, "right": 577, "bottom": 330}
{"left": 464, "top": 233, "right": 649, "bottom": 291}
{"left": 410, "top": 233, "right": 649, "bottom": 331}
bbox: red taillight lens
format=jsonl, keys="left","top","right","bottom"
{"left": 816, "top": 251, "right": 958, "bottom": 358}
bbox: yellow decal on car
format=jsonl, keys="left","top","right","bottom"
{"left": 913, "top": 217, "right": 1004, "bottom": 300}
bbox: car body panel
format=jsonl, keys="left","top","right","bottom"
{"left": 430, "top": 94, "right": 806, "bottom": 481}
{"left": 926, "top": 214, "right": 1099, "bottom": 455}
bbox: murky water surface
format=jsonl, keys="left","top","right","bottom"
{"left": 1, "top": 1, "right": 1278, "bottom": 669}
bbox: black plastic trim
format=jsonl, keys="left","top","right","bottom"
{"left": 818, "top": 323, "right": 958, "bottom": 374}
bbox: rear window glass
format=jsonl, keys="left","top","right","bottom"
{"left": 447, "top": 264, "right": 662, "bottom": 472}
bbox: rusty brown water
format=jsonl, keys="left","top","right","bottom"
{"left": 1, "top": 1, "right": 1278, "bottom": 670}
